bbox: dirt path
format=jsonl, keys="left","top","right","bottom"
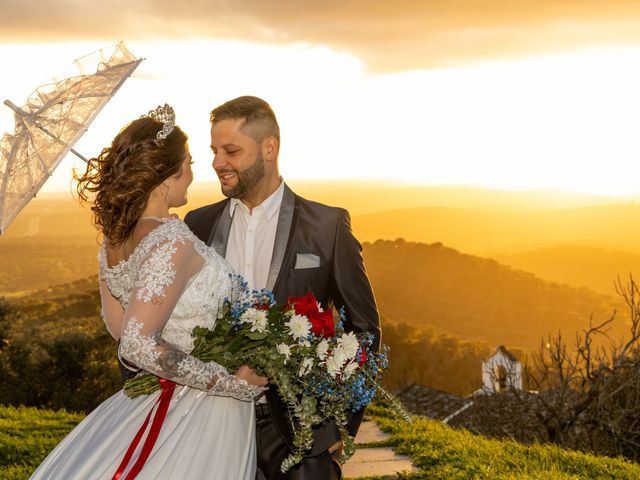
{"left": 343, "top": 420, "right": 417, "bottom": 479}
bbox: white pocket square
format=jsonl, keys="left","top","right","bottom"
{"left": 295, "top": 253, "right": 320, "bottom": 269}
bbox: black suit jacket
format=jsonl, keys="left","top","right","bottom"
{"left": 184, "top": 184, "right": 381, "bottom": 455}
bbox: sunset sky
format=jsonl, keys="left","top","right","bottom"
{"left": 3, "top": 1, "right": 640, "bottom": 195}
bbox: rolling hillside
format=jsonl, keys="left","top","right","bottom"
{"left": 1, "top": 184, "right": 634, "bottom": 355}
{"left": 0, "top": 238, "right": 631, "bottom": 413}
{"left": 5, "top": 238, "right": 626, "bottom": 355}
{"left": 0, "top": 237, "right": 99, "bottom": 296}
{"left": 496, "top": 245, "right": 640, "bottom": 295}
{"left": 352, "top": 204, "right": 640, "bottom": 255}
{"left": 364, "top": 239, "right": 627, "bottom": 352}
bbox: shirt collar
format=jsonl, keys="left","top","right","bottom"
{"left": 229, "top": 179, "right": 285, "bottom": 221}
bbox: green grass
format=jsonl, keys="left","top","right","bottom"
{"left": 0, "top": 405, "right": 83, "bottom": 479}
{"left": 3, "top": 404, "right": 640, "bottom": 480}
{"left": 362, "top": 405, "right": 640, "bottom": 480}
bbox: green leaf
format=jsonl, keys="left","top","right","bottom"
{"left": 192, "top": 326, "right": 208, "bottom": 336}
{"left": 246, "top": 331, "right": 267, "bottom": 341}
{"left": 227, "top": 336, "right": 245, "bottom": 353}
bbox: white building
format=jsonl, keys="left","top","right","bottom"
{"left": 481, "top": 345, "right": 523, "bottom": 393}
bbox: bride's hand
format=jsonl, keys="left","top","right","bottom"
{"left": 235, "top": 365, "right": 268, "bottom": 387}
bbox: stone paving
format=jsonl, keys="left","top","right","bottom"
{"left": 343, "top": 420, "right": 417, "bottom": 479}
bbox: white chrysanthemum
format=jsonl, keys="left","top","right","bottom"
{"left": 299, "top": 357, "right": 314, "bottom": 377}
{"left": 239, "top": 309, "right": 255, "bottom": 324}
{"left": 276, "top": 343, "right": 292, "bottom": 362}
{"left": 326, "top": 355, "right": 341, "bottom": 378}
{"left": 316, "top": 339, "right": 329, "bottom": 361}
{"left": 286, "top": 314, "right": 311, "bottom": 341}
{"left": 343, "top": 360, "right": 358, "bottom": 379}
{"left": 240, "top": 308, "right": 268, "bottom": 333}
{"left": 332, "top": 346, "right": 348, "bottom": 367}
{"left": 338, "top": 332, "right": 359, "bottom": 360}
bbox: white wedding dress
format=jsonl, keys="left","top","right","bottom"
{"left": 30, "top": 218, "right": 263, "bottom": 480}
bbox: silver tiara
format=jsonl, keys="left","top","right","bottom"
{"left": 146, "top": 104, "right": 175, "bottom": 140}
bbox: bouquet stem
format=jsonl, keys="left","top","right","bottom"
{"left": 124, "top": 373, "right": 161, "bottom": 398}
{"left": 373, "top": 382, "right": 414, "bottom": 424}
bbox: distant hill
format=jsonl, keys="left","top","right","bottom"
{"left": 496, "top": 245, "right": 640, "bottom": 295}
{"left": 1, "top": 183, "right": 632, "bottom": 241}
{"left": 1, "top": 238, "right": 630, "bottom": 410}
{"left": 352, "top": 204, "right": 640, "bottom": 255}
{"left": 1, "top": 235, "right": 628, "bottom": 354}
{"left": 0, "top": 237, "right": 99, "bottom": 296}
{"left": 266, "top": 181, "right": 625, "bottom": 213}
{"left": 363, "top": 239, "right": 627, "bottom": 352}
{"left": 2, "top": 184, "right": 635, "bottom": 355}
{"left": 11, "top": 275, "right": 100, "bottom": 331}
{"left": 0, "top": 191, "right": 95, "bottom": 239}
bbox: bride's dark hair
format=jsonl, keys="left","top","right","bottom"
{"left": 75, "top": 116, "right": 188, "bottom": 247}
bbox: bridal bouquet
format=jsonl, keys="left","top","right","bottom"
{"left": 124, "top": 277, "right": 400, "bottom": 472}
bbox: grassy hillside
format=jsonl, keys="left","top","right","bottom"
{"left": 496, "top": 245, "right": 640, "bottom": 295}
{"left": 364, "top": 239, "right": 626, "bottom": 352}
{"left": 366, "top": 405, "right": 640, "bottom": 479}
{"left": 3, "top": 404, "right": 639, "bottom": 480}
{"left": 0, "top": 406, "right": 83, "bottom": 479}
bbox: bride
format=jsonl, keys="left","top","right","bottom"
{"left": 30, "top": 105, "right": 266, "bottom": 479}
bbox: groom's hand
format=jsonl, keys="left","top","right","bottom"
{"left": 235, "top": 365, "right": 268, "bottom": 387}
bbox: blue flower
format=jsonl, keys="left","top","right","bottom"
{"left": 347, "top": 374, "right": 378, "bottom": 412}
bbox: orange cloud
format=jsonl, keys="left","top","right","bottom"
{"left": 2, "top": 0, "right": 640, "bottom": 71}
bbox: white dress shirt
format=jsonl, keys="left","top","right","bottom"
{"left": 225, "top": 181, "right": 285, "bottom": 291}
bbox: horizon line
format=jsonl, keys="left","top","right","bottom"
{"left": 37, "top": 179, "right": 640, "bottom": 199}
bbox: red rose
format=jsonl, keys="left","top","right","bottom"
{"left": 254, "top": 303, "right": 270, "bottom": 311}
{"left": 309, "top": 310, "right": 335, "bottom": 338}
{"left": 287, "top": 292, "right": 319, "bottom": 316}
{"left": 359, "top": 348, "right": 366, "bottom": 365}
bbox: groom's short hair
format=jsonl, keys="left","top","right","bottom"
{"left": 210, "top": 96, "right": 280, "bottom": 145}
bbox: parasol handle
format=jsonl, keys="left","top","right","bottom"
{"left": 3, "top": 99, "right": 89, "bottom": 163}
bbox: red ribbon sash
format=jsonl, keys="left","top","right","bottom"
{"left": 113, "top": 378, "right": 176, "bottom": 480}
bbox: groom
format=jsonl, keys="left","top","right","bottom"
{"left": 184, "top": 96, "right": 381, "bottom": 480}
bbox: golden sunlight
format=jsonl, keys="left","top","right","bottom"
{"left": 2, "top": 41, "right": 640, "bottom": 196}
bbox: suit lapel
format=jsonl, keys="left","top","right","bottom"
{"left": 209, "top": 200, "right": 233, "bottom": 257}
{"left": 266, "top": 185, "right": 297, "bottom": 291}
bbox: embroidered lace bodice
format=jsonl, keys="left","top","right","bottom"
{"left": 98, "top": 218, "right": 263, "bottom": 402}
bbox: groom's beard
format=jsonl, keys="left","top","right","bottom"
{"left": 219, "top": 153, "right": 265, "bottom": 199}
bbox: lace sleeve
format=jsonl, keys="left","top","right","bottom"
{"left": 119, "top": 230, "right": 264, "bottom": 401}
{"left": 99, "top": 275, "right": 124, "bottom": 340}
